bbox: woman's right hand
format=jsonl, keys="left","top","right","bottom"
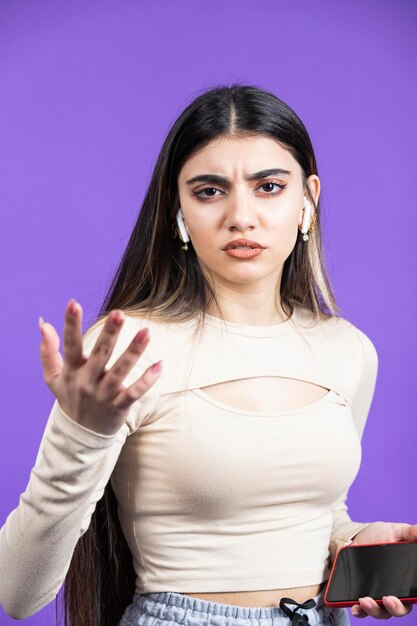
{"left": 38, "top": 298, "right": 163, "bottom": 436}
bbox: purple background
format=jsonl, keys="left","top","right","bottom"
{"left": 1, "top": 0, "right": 416, "bottom": 624}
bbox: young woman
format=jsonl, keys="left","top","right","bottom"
{"left": 1, "top": 84, "right": 415, "bottom": 626}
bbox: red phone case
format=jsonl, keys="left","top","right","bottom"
{"left": 323, "top": 539, "right": 417, "bottom": 608}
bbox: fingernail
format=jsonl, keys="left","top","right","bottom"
{"left": 150, "top": 360, "right": 163, "bottom": 373}
{"left": 359, "top": 597, "right": 373, "bottom": 610}
{"left": 135, "top": 328, "right": 149, "bottom": 344}
{"left": 39, "top": 316, "right": 46, "bottom": 337}
{"left": 383, "top": 596, "right": 396, "bottom": 609}
{"left": 68, "top": 299, "right": 78, "bottom": 315}
{"left": 112, "top": 311, "right": 124, "bottom": 325}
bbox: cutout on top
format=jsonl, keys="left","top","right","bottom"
{"left": 198, "top": 376, "right": 331, "bottom": 413}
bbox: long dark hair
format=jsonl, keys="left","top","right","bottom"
{"left": 56, "top": 82, "right": 341, "bottom": 625}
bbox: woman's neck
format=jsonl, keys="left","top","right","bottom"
{"left": 206, "top": 301, "right": 291, "bottom": 326}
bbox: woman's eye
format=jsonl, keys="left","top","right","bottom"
{"left": 259, "top": 182, "right": 286, "bottom": 194}
{"left": 193, "top": 187, "right": 222, "bottom": 199}
{"left": 192, "top": 182, "right": 286, "bottom": 200}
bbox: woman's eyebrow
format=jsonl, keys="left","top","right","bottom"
{"left": 185, "top": 168, "right": 292, "bottom": 186}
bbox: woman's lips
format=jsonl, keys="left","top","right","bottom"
{"left": 223, "top": 248, "right": 264, "bottom": 258}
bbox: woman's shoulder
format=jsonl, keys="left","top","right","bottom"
{"left": 330, "top": 312, "right": 377, "bottom": 356}
{"left": 295, "top": 305, "right": 378, "bottom": 363}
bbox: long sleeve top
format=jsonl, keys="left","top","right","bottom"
{"left": 0, "top": 304, "right": 379, "bottom": 619}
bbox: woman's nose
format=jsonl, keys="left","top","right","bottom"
{"left": 223, "top": 198, "right": 258, "bottom": 232}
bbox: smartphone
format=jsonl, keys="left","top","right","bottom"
{"left": 323, "top": 539, "right": 417, "bottom": 608}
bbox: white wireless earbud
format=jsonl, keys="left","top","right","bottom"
{"left": 301, "top": 197, "right": 312, "bottom": 236}
{"left": 176, "top": 208, "right": 190, "bottom": 243}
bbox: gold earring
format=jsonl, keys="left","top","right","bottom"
{"left": 300, "top": 212, "right": 317, "bottom": 241}
{"left": 309, "top": 212, "right": 317, "bottom": 232}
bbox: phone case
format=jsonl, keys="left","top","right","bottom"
{"left": 323, "top": 539, "right": 417, "bottom": 608}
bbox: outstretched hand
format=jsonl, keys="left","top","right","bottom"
{"left": 39, "top": 298, "right": 162, "bottom": 436}
{"left": 349, "top": 522, "right": 417, "bottom": 619}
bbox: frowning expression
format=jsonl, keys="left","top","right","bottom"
{"left": 177, "top": 134, "right": 320, "bottom": 286}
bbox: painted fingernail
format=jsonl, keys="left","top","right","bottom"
{"left": 68, "top": 299, "right": 77, "bottom": 315}
{"left": 135, "top": 329, "right": 149, "bottom": 344}
{"left": 112, "top": 311, "right": 124, "bottom": 325}
{"left": 150, "top": 360, "right": 163, "bottom": 373}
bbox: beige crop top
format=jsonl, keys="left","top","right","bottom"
{"left": 0, "top": 304, "right": 379, "bottom": 619}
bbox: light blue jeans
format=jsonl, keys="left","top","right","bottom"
{"left": 119, "top": 587, "right": 351, "bottom": 625}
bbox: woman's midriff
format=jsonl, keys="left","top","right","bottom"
{"left": 184, "top": 581, "right": 326, "bottom": 607}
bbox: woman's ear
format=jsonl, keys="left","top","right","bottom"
{"left": 298, "top": 174, "right": 320, "bottom": 229}
{"left": 298, "top": 176, "right": 320, "bottom": 228}
{"left": 306, "top": 175, "right": 320, "bottom": 207}
{"left": 177, "top": 208, "right": 190, "bottom": 241}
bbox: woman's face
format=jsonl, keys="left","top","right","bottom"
{"left": 177, "top": 134, "right": 320, "bottom": 288}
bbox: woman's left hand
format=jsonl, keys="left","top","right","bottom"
{"left": 349, "top": 521, "right": 417, "bottom": 619}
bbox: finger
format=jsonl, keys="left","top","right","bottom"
{"left": 112, "top": 360, "right": 162, "bottom": 411}
{"left": 97, "top": 328, "right": 151, "bottom": 399}
{"left": 84, "top": 310, "right": 125, "bottom": 382}
{"left": 62, "top": 299, "right": 84, "bottom": 369}
{"left": 39, "top": 318, "right": 64, "bottom": 386}
{"left": 382, "top": 596, "right": 414, "bottom": 617}
{"left": 351, "top": 604, "right": 367, "bottom": 618}
{"left": 358, "top": 596, "right": 395, "bottom": 619}
{"left": 398, "top": 522, "right": 417, "bottom": 541}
